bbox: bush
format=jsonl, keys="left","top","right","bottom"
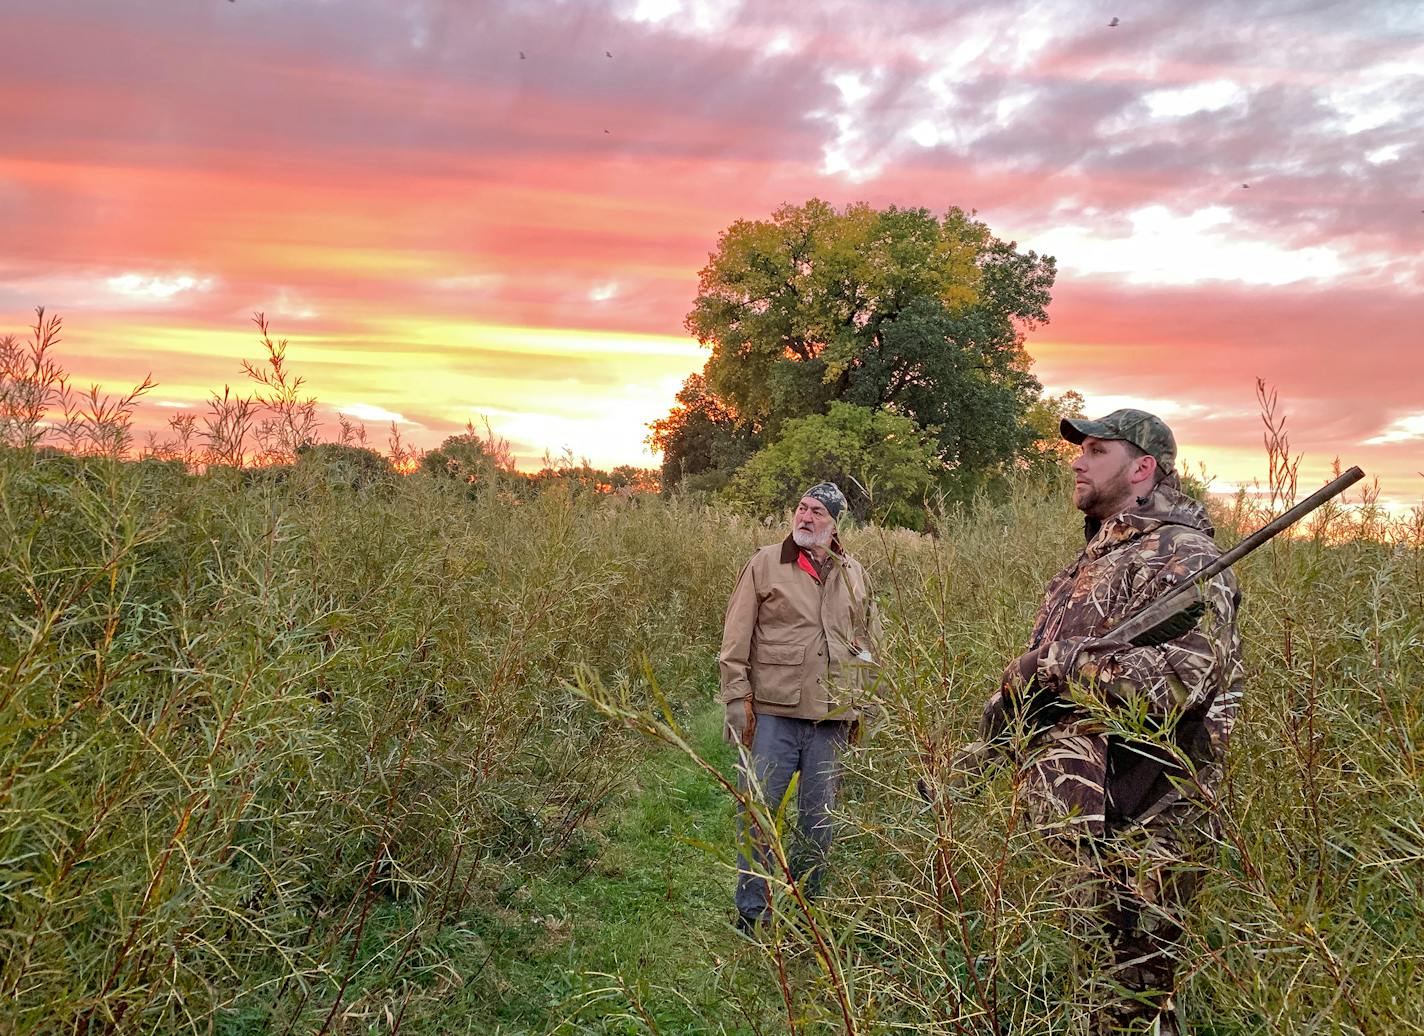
{"left": 0, "top": 445, "right": 759, "bottom": 1034}
{"left": 722, "top": 401, "right": 940, "bottom": 529}
{"left": 294, "top": 441, "right": 396, "bottom": 489}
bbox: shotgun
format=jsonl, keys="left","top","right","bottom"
{"left": 1113, "top": 465, "right": 1365, "bottom": 647}
{"left": 922, "top": 466, "right": 1366, "bottom": 800}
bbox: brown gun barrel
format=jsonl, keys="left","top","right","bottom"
{"left": 1109, "top": 465, "right": 1365, "bottom": 644}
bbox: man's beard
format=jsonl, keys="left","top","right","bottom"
{"left": 792, "top": 525, "right": 833, "bottom": 549}
{"left": 1075, "top": 464, "right": 1134, "bottom": 519}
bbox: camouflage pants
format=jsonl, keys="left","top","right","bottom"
{"left": 1055, "top": 807, "right": 1205, "bottom": 1035}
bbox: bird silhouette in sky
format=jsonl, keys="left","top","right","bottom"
{"left": 1108, "top": 17, "right": 1119, "bottom": 27}
{"left": 519, "top": 51, "right": 526, "bottom": 59}
{"left": 1242, "top": 183, "right": 1251, "bottom": 189}
{"left": 606, "top": 51, "right": 613, "bottom": 58}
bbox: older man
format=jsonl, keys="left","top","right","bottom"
{"left": 980, "top": 409, "right": 1244, "bottom": 1035}
{"left": 718, "top": 482, "right": 879, "bottom": 932}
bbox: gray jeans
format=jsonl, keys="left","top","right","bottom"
{"left": 735, "top": 714, "right": 849, "bottom": 921}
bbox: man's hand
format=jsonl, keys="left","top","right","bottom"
{"left": 990, "top": 644, "right": 1072, "bottom": 732}
{"left": 724, "top": 698, "right": 756, "bottom": 746}
{"left": 847, "top": 701, "right": 881, "bottom": 747}
{"left": 1005, "top": 645, "right": 1046, "bottom": 692}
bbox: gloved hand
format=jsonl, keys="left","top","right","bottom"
{"left": 724, "top": 698, "right": 756, "bottom": 747}
{"left": 1001, "top": 645, "right": 1046, "bottom": 696}
{"left": 979, "top": 650, "right": 1039, "bottom": 747}
{"left": 996, "top": 645, "right": 1072, "bottom": 728}
{"left": 978, "top": 688, "right": 1010, "bottom": 743}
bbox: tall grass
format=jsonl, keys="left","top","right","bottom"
{"left": 584, "top": 455, "right": 1424, "bottom": 1033}
{"left": 0, "top": 444, "right": 763, "bottom": 1033}
{"left": 3, "top": 313, "right": 1421, "bottom": 1033}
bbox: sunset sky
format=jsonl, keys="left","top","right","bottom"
{"left": 4, "top": 0, "right": 1421, "bottom": 506}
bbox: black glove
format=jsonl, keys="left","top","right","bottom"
{"left": 1128, "top": 599, "right": 1206, "bottom": 647}
{"left": 1010, "top": 646, "right": 1045, "bottom": 690}
{"left": 995, "top": 645, "right": 1075, "bottom": 731}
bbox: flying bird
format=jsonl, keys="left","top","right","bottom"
{"left": 1242, "top": 183, "right": 1250, "bottom": 189}
{"left": 1108, "top": 17, "right": 1119, "bottom": 26}
{"left": 605, "top": 50, "right": 613, "bottom": 58}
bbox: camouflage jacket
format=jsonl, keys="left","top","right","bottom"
{"left": 981, "top": 478, "right": 1245, "bottom": 837}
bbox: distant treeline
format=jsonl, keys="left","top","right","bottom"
{"left": 1, "top": 307, "right": 661, "bottom": 499}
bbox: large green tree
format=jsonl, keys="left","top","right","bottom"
{"left": 663, "top": 199, "right": 1057, "bottom": 496}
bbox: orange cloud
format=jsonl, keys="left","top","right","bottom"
{"left": 3, "top": 0, "right": 1420, "bottom": 508}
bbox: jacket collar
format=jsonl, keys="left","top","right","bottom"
{"left": 779, "top": 533, "right": 845, "bottom": 563}
{"left": 1082, "top": 475, "right": 1214, "bottom": 557}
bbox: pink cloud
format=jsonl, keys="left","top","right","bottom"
{"left": 3, "top": 0, "right": 1421, "bottom": 503}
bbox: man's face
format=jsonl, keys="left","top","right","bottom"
{"left": 1070, "top": 436, "right": 1143, "bottom": 519}
{"left": 792, "top": 496, "right": 835, "bottom": 549}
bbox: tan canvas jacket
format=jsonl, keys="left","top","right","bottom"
{"left": 717, "top": 536, "right": 880, "bottom": 722}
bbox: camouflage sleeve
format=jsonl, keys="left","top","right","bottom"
{"left": 982, "top": 645, "right": 1077, "bottom": 743}
{"left": 1034, "top": 550, "right": 1241, "bottom": 721}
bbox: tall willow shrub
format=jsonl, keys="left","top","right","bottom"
{"left": 0, "top": 447, "right": 758, "bottom": 1034}
{"left": 586, "top": 474, "right": 1424, "bottom": 1034}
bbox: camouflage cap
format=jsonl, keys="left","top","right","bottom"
{"left": 1060, "top": 408, "right": 1177, "bottom": 474}
{"left": 800, "top": 482, "right": 846, "bottom": 519}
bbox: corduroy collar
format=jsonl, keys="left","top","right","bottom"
{"left": 778, "top": 533, "right": 844, "bottom": 563}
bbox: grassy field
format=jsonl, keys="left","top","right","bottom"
{"left": 1, "top": 422, "right": 1421, "bottom": 1033}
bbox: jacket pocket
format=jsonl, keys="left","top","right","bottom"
{"left": 751, "top": 642, "right": 805, "bottom": 706}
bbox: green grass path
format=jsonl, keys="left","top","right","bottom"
{"left": 450, "top": 704, "right": 780, "bottom": 1036}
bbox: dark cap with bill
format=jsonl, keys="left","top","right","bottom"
{"left": 1060, "top": 408, "right": 1176, "bottom": 474}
